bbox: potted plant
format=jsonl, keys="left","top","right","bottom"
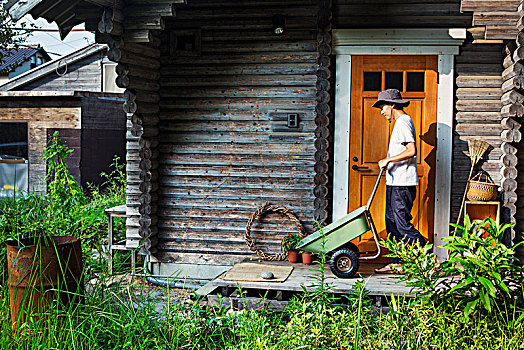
{"left": 2, "top": 133, "right": 85, "bottom": 332}
{"left": 301, "top": 250, "right": 313, "bottom": 265}
{"left": 281, "top": 233, "right": 301, "bottom": 263}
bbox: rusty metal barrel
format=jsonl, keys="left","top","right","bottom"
{"left": 6, "top": 236, "right": 83, "bottom": 332}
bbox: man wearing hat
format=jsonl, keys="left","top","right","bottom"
{"left": 372, "top": 89, "right": 426, "bottom": 274}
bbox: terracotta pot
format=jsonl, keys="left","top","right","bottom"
{"left": 287, "top": 250, "right": 299, "bottom": 263}
{"left": 6, "top": 236, "right": 84, "bottom": 333}
{"left": 302, "top": 252, "right": 313, "bottom": 265}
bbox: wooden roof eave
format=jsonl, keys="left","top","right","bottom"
{"left": 3, "top": 0, "right": 185, "bottom": 44}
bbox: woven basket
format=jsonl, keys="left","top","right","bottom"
{"left": 467, "top": 171, "right": 498, "bottom": 201}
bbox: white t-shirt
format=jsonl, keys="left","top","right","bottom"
{"left": 386, "top": 114, "right": 418, "bottom": 186}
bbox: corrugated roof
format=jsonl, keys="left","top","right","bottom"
{"left": 0, "top": 47, "right": 50, "bottom": 72}
{"left": 0, "top": 47, "right": 38, "bottom": 71}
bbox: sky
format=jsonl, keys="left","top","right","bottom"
{"left": 18, "top": 15, "right": 95, "bottom": 59}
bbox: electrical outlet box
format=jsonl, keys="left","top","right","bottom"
{"left": 287, "top": 113, "right": 299, "bottom": 128}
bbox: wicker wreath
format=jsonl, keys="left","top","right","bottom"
{"left": 244, "top": 202, "right": 306, "bottom": 261}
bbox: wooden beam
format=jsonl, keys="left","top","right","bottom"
{"left": 82, "top": 0, "right": 115, "bottom": 6}
{"left": 461, "top": 0, "right": 520, "bottom": 12}
{"left": 5, "top": 0, "right": 45, "bottom": 20}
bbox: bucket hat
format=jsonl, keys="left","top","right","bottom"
{"left": 371, "top": 89, "right": 410, "bottom": 108}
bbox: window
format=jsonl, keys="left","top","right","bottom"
{"left": 406, "top": 72, "right": 425, "bottom": 92}
{"left": 170, "top": 29, "right": 202, "bottom": 57}
{"left": 385, "top": 72, "right": 403, "bottom": 90}
{"left": 103, "top": 63, "right": 125, "bottom": 93}
{"left": 363, "top": 72, "right": 381, "bottom": 91}
{"left": 0, "top": 122, "right": 28, "bottom": 159}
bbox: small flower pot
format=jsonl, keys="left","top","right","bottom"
{"left": 287, "top": 250, "right": 299, "bottom": 263}
{"left": 302, "top": 252, "right": 313, "bottom": 265}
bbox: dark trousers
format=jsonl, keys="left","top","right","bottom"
{"left": 385, "top": 185, "right": 426, "bottom": 264}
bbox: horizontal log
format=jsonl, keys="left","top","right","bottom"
{"left": 505, "top": 41, "right": 517, "bottom": 57}
{"left": 501, "top": 117, "right": 522, "bottom": 130}
{"left": 455, "top": 111, "right": 501, "bottom": 123}
{"left": 160, "top": 52, "right": 317, "bottom": 66}
{"left": 501, "top": 90, "right": 524, "bottom": 106}
{"left": 455, "top": 123, "right": 502, "bottom": 135}
{"left": 518, "top": 16, "right": 524, "bottom": 32}
{"left": 124, "top": 15, "right": 165, "bottom": 31}
{"left": 124, "top": 3, "right": 174, "bottom": 17}
{"left": 456, "top": 100, "right": 501, "bottom": 112}
{"left": 473, "top": 12, "right": 518, "bottom": 27}
{"left": 456, "top": 88, "right": 501, "bottom": 100}
{"left": 116, "top": 75, "right": 160, "bottom": 91}
{"left": 124, "top": 29, "right": 154, "bottom": 44}
{"left": 513, "top": 46, "right": 524, "bottom": 63}
{"left": 504, "top": 53, "right": 515, "bottom": 69}
{"left": 501, "top": 128, "right": 522, "bottom": 142}
{"left": 109, "top": 48, "right": 161, "bottom": 69}
{"left": 503, "top": 190, "right": 518, "bottom": 204}
{"left": 501, "top": 153, "right": 518, "bottom": 167}
{"left": 110, "top": 39, "right": 161, "bottom": 59}
{"left": 141, "top": 113, "right": 160, "bottom": 126}
{"left": 502, "top": 177, "right": 518, "bottom": 192}
{"left": 501, "top": 141, "right": 518, "bottom": 154}
{"left": 124, "top": 88, "right": 136, "bottom": 102}
{"left": 501, "top": 103, "right": 524, "bottom": 117}
{"left": 160, "top": 86, "right": 315, "bottom": 99}
{"left": 485, "top": 25, "right": 518, "bottom": 40}
{"left": 123, "top": 100, "right": 137, "bottom": 114}
{"left": 502, "top": 75, "right": 524, "bottom": 93}
{"left": 502, "top": 61, "right": 524, "bottom": 81}
{"left": 501, "top": 165, "right": 518, "bottom": 179}
{"left": 456, "top": 76, "right": 502, "bottom": 88}
{"left": 461, "top": 0, "right": 521, "bottom": 12}
{"left": 130, "top": 124, "right": 143, "bottom": 137}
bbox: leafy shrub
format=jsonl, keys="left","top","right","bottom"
{"left": 0, "top": 132, "right": 126, "bottom": 281}
{"left": 383, "top": 215, "right": 524, "bottom": 316}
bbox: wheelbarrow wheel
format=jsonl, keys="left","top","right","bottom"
{"left": 329, "top": 248, "right": 359, "bottom": 278}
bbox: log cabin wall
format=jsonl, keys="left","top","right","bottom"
{"left": 95, "top": 0, "right": 164, "bottom": 255}
{"left": 461, "top": 0, "right": 520, "bottom": 40}
{"left": 156, "top": 0, "right": 319, "bottom": 265}
{"left": 453, "top": 39, "right": 504, "bottom": 223}
{"left": 106, "top": 36, "right": 162, "bottom": 255}
{"left": 515, "top": 1, "right": 524, "bottom": 264}
{"left": 333, "top": 0, "right": 471, "bottom": 29}
{"left": 500, "top": 0, "right": 524, "bottom": 263}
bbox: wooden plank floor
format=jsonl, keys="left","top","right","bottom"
{"left": 196, "top": 261, "right": 414, "bottom": 297}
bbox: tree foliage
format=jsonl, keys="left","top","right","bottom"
{"left": 0, "top": 7, "right": 32, "bottom": 74}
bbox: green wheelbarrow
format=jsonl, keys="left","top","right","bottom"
{"left": 297, "top": 168, "right": 385, "bottom": 278}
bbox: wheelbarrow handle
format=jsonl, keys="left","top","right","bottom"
{"left": 365, "top": 167, "right": 385, "bottom": 210}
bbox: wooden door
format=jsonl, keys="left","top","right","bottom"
{"left": 349, "top": 55, "right": 437, "bottom": 257}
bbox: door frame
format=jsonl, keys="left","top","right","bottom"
{"left": 332, "top": 29, "right": 466, "bottom": 261}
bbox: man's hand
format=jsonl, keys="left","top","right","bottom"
{"left": 378, "top": 158, "right": 390, "bottom": 169}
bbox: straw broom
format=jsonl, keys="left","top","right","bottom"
{"left": 456, "top": 139, "right": 490, "bottom": 226}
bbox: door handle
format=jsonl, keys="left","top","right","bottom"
{"left": 352, "top": 165, "right": 369, "bottom": 171}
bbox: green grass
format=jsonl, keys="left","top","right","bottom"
{"left": 0, "top": 135, "right": 523, "bottom": 349}
{"left": 1, "top": 266, "right": 522, "bottom": 350}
